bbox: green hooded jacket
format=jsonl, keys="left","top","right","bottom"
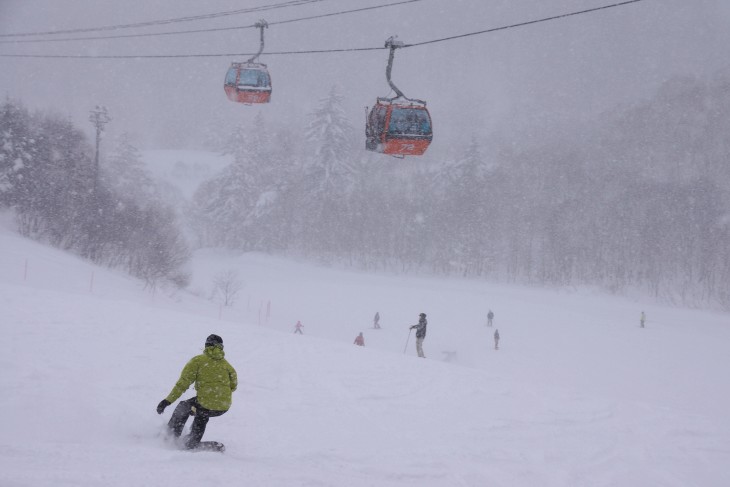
{"left": 165, "top": 346, "right": 238, "bottom": 411}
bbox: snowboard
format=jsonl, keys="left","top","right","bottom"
{"left": 191, "top": 441, "right": 225, "bottom": 453}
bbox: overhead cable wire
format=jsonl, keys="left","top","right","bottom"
{"left": 0, "top": 0, "right": 429, "bottom": 44}
{"left": 1, "top": 23, "right": 266, "bottom": 45}
{"left": 0, "top": 48, "right": 384, "bottom": 59}
{"left": 404, "top": 0, "right": 645, "bottom": 48}
{"left": 268, "top": 0, "right": 426, "bottom": 28}
{"left": 0, "top": 0, "right": 646, "bottom": 59}
{"left": 0, "top": 0, "right": 331, "bottom": 38}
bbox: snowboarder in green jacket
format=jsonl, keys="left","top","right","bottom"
{"left": 156, "top": 334, "right": 238, "bottom": 449}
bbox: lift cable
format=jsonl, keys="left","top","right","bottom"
{"left": 0, "top": 0, "right": 332, "bottom": 38}
{"left": 0, "top": 0, "right": 429, "bottom": 44}
{"left": 0, "top": 0, "right": 646, "bottom": 59}
{"left": 404, "top": 0, "right": 645, "bottom": 48}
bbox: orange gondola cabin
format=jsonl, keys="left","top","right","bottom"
{"left": 366, "top": 36, "right": 433, "bottom": 157}
{"left": 224, "top": 62, "right": 272, "bottom": 104}
{"left": 366, "top": 97, "right": 432, "bottom": 156}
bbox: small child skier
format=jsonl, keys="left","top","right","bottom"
{"left": 294, "top": 320, "right": 304, "bottom": 334}
{"left": 354, "top": 332, "right": 365, "bottom": 346}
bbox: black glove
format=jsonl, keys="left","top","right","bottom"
{"left": 157, "top": 399, "right": 171, "bottom": 414}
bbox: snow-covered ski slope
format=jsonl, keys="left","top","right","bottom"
{"left": 1, "top": 218, "right": 729, "bottom": 487}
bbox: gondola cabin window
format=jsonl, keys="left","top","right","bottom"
{"left": 239, "top": 69, "right": 270, "bottom": 88}
{"left": 388, "top": 107, "right": 431, "bottom": 136}
{"left": 370, "top": 105, "right": 387, "bottom": 136}
{"left": 225, "top": 68, "right": 237, "bottom": 86}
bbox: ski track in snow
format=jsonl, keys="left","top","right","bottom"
{"left": 1, "top": 222, "right": 730, "bottom": 486}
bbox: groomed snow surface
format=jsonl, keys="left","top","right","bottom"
{"left": 1, "top": 218, "right": 729, "bottom": 486}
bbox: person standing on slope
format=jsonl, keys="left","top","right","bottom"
{"left": 487, "top": 309, "right": 494, "bottom": 327}
{"left": 494, "top": 329, "right": 500, "bottom": 350}
{"left": 294, "top": 320, "right": 304, "bottom": 334}
{"left": 156, "top": 334, "right": 237, "bottom": 450}
{"left": 354, "top": 332, "right": 365, "bottom": 346}
{"left": 373, "top": 311, "right": 381, "bottom": 329}
{"left": 410, "top": 313, "right": 428, "bottom": 358}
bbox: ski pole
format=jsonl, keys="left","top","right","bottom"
{"left": 403, "top": 328, "right": 412, "bottom": 354}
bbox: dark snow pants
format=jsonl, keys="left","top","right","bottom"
{"left": 168, "top": 397, "right": 226, "bottom": 449}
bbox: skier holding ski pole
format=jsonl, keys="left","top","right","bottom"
{"left": 409, "top": 313, "right": 428, "bottom": 358}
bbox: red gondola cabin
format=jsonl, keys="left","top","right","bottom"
{"left": 366, "top": 98, "right": 432, "bottom": 156}
{"left": 224, "top": 62, "right": 272, "bottom": 104}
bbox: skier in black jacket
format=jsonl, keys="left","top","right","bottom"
{"left": 410, "top": 313, "right": 428, "bottom": 358}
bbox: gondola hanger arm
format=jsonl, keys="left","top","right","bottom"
{"left": 247, "top": 19, "right": 269, "bottom": 64}
{"left": 384, "top": 36, "right": 406, "bottom": 100}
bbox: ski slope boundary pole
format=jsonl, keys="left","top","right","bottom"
{"left": 403, "top": 328, "right": 412, "bottom": 354}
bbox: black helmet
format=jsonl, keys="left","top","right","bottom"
{"left": 205, "top": 334, "right": 223, "bottom": 349}
{"left": 419, "top": 313, "right": 426, "bottom": 317}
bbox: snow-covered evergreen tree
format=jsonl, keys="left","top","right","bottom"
{"left": 434, "top": 136, "right": 495, "bottom": 275}
{"left": 291, "top": 86, "right": 358, "bottom": 255}
{"left": 220, "top": 112, "right": 271, "bottom": 165}
{"left": 104, "top": 133, "right": 158, "bottom": 206}
{"left": 0, "top": 98, "right": 35, "bottom": 207}
{"left": 302, "top": 85, "right": 356, "bottom": 193}
{"left": 445, "top": 136, "right": 493, "bottom": 184}
{"left": 192, "top": 112, "right": 280, "bottom": 249}
{"left": 34, "top": 115, "right": 97, "bottom": 253}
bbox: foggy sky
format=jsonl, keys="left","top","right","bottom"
{"left": 1, "top": 0, "right": 729, "bottom": 157}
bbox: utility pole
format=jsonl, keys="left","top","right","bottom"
{"left": 87, "top": 106, "right": 111, "bottom": 261}
{"left": 88, "top": 105, "right": 111, "bottom": 195}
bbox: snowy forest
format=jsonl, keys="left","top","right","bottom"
{"left": 3, "top": 71, "right": 730, "bottom": 307}
{"left": 0, "top": 100, "right": 190, "bottom": 287}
